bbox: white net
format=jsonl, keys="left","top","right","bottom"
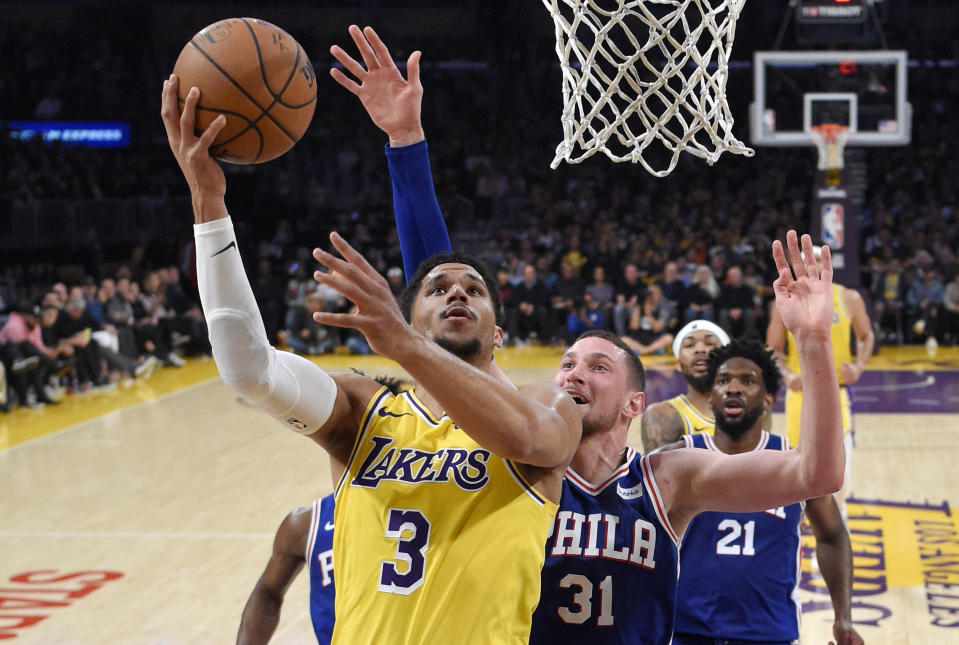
{"left": 811, "top": 124, "right": 849, "bottom": 171}
{"left": 542, "top": 0, "right": 754, "bottom": 177}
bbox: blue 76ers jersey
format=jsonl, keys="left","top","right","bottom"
{"left": 531, "top": 448, "right": 681, "bottom": 645}
{"left": 675, "top": 432, "right": 804, "bottom": 642}
{"left": 307, "top": 494, "right": 335, "bottom": 645}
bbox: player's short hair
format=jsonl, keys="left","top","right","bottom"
{"left": 401, "top": 252, "right": 503, "bottom": 326}
{"left": 706, "top": 338, "right": 781, "bottom": 396}
{"left": 574, "top": 330, "right": 647, "bottom": 393}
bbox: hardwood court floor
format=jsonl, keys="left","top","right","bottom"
{"left": 1, "top": 346, "right": 958, "bottom": 643}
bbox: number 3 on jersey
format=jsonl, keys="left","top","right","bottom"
{"left": 379, "top": 508, "right": 431, "bottom": 595}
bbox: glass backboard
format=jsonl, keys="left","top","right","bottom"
{"left": 750, "top": 50, "right": 911, "bottom": 146}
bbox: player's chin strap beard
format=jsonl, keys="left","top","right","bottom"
{"left": 435, "top": 336, "right": 481, "bottom": 361}
{"left": 715, "top": 405, "right": 763, "bottom": 440}
{"left": 682, "top": 371, "right": 713, "bottom": 396}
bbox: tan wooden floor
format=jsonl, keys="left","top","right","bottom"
{"left": 2, "top": 347, "right": 958, "bottom": 643}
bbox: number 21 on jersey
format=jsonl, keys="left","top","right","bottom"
{"left": 716, "top": 519, "right": 755, "bottom": 556}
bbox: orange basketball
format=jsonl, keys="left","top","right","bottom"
{"left": 172, "top": 18, "right": 316, "bottom": 164}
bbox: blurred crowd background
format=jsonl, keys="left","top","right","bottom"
{"left": 2, "top": 1, "right": 958, "bottom": 410}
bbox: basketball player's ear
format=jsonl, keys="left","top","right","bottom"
{"left": 492, "top": 325, "right": 504, "bottom": 349}
{"left": 623, "top": 391, "right": 646, "bottom": 419}
{"left": 763, "top": 392, "right": 775, "bottom": 413}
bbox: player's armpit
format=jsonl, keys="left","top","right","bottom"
{"left": 313, "top": 370, "right": 388, "bottom": 462}
{"left": 640, "top": 402, "right": 684, "bottom": 453}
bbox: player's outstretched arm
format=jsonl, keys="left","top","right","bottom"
{"left": 160, "top": 75, "right": 375, "bottom": 462}
{"left": 805, "top": 495, "right": 864, "bottom": 645}
{"left": 236, "top": 508, "right": 310, "bottom": 645}
{"left": 331, "top": 24, "right": 450, "bottom": 279}
{"left": 640, "top": 401, "right": 685, "bottom": 453}
{"left": 311, "top": 233, "right": 580, "bottom": 475}
{"left": 775, "top": 231, "right": 843, "bottom": 489}
{"left": 331, "top": 25, "right": 513, "bottom": 390}
{"left": 651, "top": 232, "right": 843, "bottom": 531}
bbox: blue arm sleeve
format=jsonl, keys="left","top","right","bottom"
{"left": 386, "top": 140, "right": 452, "bottom": 283}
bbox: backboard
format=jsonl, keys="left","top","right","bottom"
{"left": 750, "top": 50, "right": 911, "bottom": 146}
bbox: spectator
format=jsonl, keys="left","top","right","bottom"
{"left": 613, "top": 263, "right": 647, "bottom": 337}
{"left": 125, "top": 279, "right": 184, "bottom": 367}
{"left": 942, "top": 271, "right": 959, "bottom": 346}
{"left": 684, "top": 265, "right": 717, "bottom": 323}
{"left": 161, "top": 265, "right": 210, "bottom": 356}
{"left": 656, "top": 261, "right": 686, "bottom": 329}
{"left": 622, "top": 284, "right": 675, "bottom": 355}
{"left": 283, "top": 262, "right": 314, "bottom": 331}
{"left": 871, "top": 257, "right": 906, "bottom": 344}
{"left": 550, "top": 261, "right": 585, "bottom": 343}
{"left": 564, "top": 294, "right": 605, "bottom": 344}
{"left": 0, "top": 300, "right": 60, "bottom": 407}
{"left": 279, "top": 290, "right": 338, "bottom": 356}
{"left": 585, "top": 265, "right": 614, "bottom": 314}
{"left": 52, "top": 297, "right": 113, "bottom": 388}
{"left": 507, "top": 264, "right": 551, "bottom": 345}
{"left": 906, "top": 267, "right": 944, "bottom": 343}
{"left": 716, "top": 265, "right": 758, "bottom": 339}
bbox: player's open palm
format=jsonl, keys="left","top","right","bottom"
{"left": 160, "top": 75, "right": 226, "bottom": 200}
{"left": 771, "top": 230, "right": 834, "bottom": 339}
{"left": 330, "top": 25, "right": 424, "bottom": 144}
{"left": 311, "top": 232, "right": 410, "bottom": 358}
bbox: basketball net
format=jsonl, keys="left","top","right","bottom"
{"left": 810, "top": 123, "right": 849, "bottom": 177}
{"left": 542, "top": 0, "right": 754, "bottom": 177}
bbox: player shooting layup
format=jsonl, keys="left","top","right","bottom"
{"left": 160, "top": 68, "right": 581, "bottom": 643}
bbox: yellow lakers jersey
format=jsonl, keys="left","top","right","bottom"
{"left": 666, "top": 394, "right": 715, "bottom": 436}
{"left": 332, "top": 387, "right": 558, "bottom": 645}
{"left": 785, "top": 283, "right": 852, "bottom": 385}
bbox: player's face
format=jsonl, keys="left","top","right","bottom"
{"left": 554, "top": 336, "right": 642, "bottom": 436}
{"left": 410, "top": 263, "right": 501, "bottom": 360}
{"left": 709, "top": 357, "right": 769, "bottom": 440}
{"left": 677, "top": 331, "right": 724, "bottom": 394}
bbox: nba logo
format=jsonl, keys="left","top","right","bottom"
{"left": 821, "top": 203, "right": 844, "bottom": 248}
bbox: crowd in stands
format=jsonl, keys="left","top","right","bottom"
{"left": 2, "top": 9, "right": 959, "bottom": 410}
{"left": 0, "top": 265, "right": 210, "bottom": 411}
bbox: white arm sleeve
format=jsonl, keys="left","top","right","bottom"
{"left": 194, "top": 216, "right": 336, "bottom": 434}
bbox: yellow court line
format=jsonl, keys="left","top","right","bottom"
{"left": 0, "top": 358, "right": 220, "bottom": 450}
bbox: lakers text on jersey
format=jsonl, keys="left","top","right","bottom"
{"left": 332, "top": 387, "right": 558, "bottom": 645}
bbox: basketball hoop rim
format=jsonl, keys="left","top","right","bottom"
{"left": 810, "top": 123, "right": 849, "bottom": 144}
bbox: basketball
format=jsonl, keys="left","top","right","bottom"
{"left": 172, "top": 17, "right": 316, "bottom": 164}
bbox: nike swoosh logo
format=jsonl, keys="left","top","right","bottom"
{"left": 324, "top": 521, "right": 334, "bottom": 531}
{"left": 377, "top": 409, "right": 412, "bottom": 419}
{"left": 617, "top": 482, "right": 644, "bottom": 500}
{"left": 211, "top": 240, "right": 236, "bottom": 257}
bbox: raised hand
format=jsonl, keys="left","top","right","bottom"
{"left": 330, "top": 25, "right": 424, "bottom": 147}
{"left": 311, "top": 233, "right": 412, "bottom": 359}
{"left": 771, "top": 231, "right": 834, "bottom": 340}
{"left": 159, "top": 75, "right": 227, "bottom": 201}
